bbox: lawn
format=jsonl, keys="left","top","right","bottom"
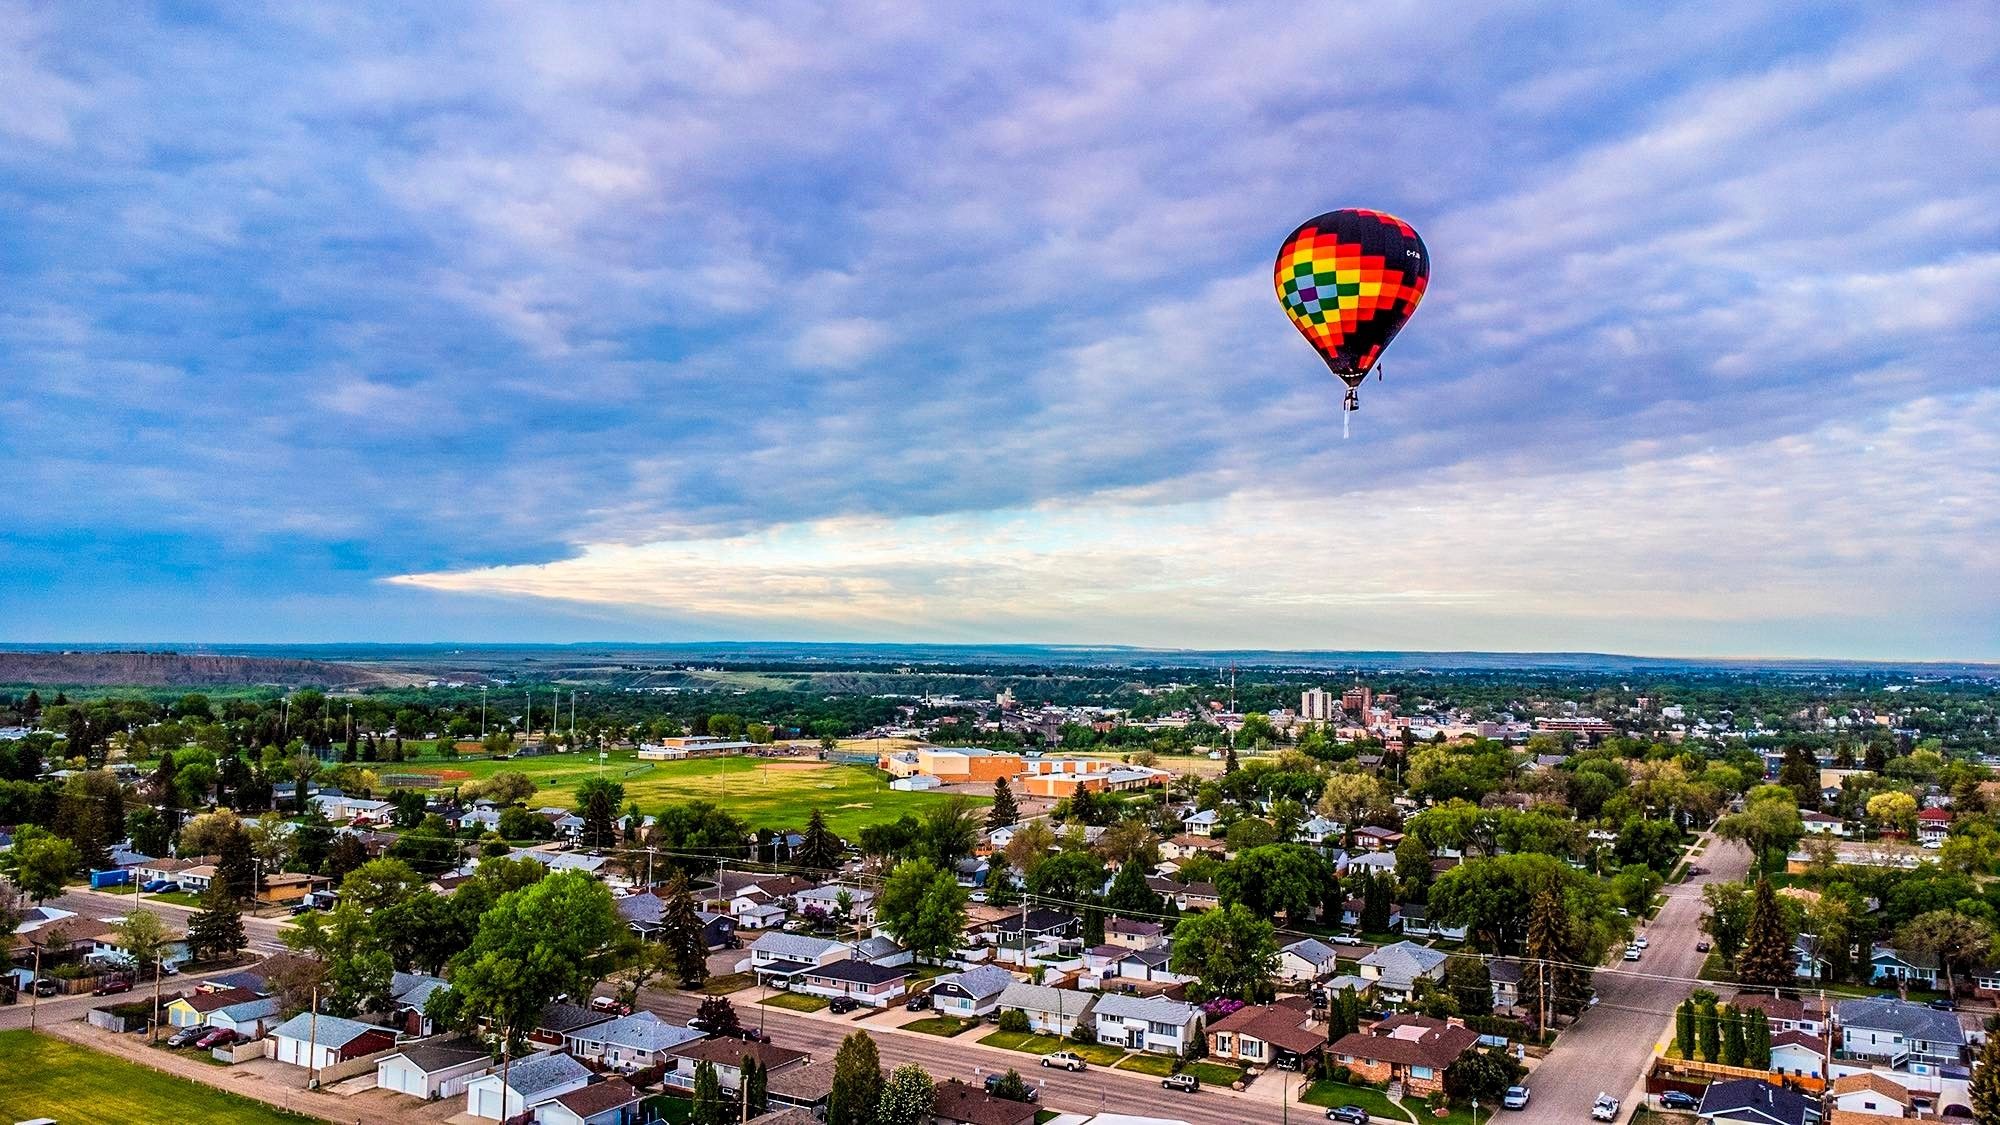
{"left": 1187, "top": 1061, "right": 1248, "bottom": 1086}
{"left": 1112, "top": 1053, "right": 1176, "bottom": 1076}
{"left": 905, "top": 1016, "right": 978, "bottom": 1036}
{"left": 392, "top": 751, "right": 979, "bottom": 836}
{"left": 759, "top": 991, "right": 830, "bottom": 1012}
{"left": 700, "top": 972, "right": 755, "bottom": 995}
{"left": 1302, "top": 1079, "right": 1484, "bottom": 1125}
{"left": 0, "top": 1030, "right": 314, "bottom": 1125}
{"left": 976, "top": 1030, "right": 1126, "bottom": 1066}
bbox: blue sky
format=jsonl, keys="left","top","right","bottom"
{"left": 2, "top": 2, "right": 1997, "bottom": 658}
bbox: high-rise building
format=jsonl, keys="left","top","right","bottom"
{"left": 1301, "top": 688, "right": 1335, "bottom": 723}
{"left": 1342, "top": 685, "right": 1372, "bottom": 715}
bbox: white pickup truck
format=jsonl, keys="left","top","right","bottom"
{"left": 1591, "top": 1094, "right": 1621, "bottom": 1121}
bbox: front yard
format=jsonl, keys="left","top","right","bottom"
{"left": 976, "top": 1030, "right": 1126, "bottom": 1066}
{"left": 905, "top": 1015, "right": 978, "bottom": 1036}
{"left": 758, "top": 991, "right": 829, "bottom": 1012}
{"left": 1303, "top": 1079, "right": 1483, "bottom": 1125}
{"left": 700, "top": 972, "right": 755, "bottom": 995}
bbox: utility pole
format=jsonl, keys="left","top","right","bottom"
{"left": 307, "top": 984, "right": 320, "bottom": 1089}
{"left": 28, "top": 942, "right": 42, "bottom": 1029}
{"left": 151, "top": 948, "right": 165, "bottom": 1045}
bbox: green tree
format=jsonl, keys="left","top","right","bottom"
{"left": 988, "top": 1069, "right": 1033, "bottom": 1103}
{"left": 1897, "top": 910, "right": 1994, "bottom": 998}
{"left": 432, "top": 871, "right": 620, "bottom": 1056}
{"left": 799, "top": 808, "right": 845, "bottom": 871}
{"left": 916, "top": 797, "right": 982, "bottom": 869}
{"left": 877, "top": 859, "right": 969, "bottom": 962}
{"left": 988, "top": 779, "right": 1019, "bottom": 828}
{"left": 695, "top": 994, "right": 742, "bottom": 1037}
{"left": 691, "top": 1059, "right": 729, "bottom": 1125}
{"left": 1517, "top": 881, "right": 1591, "bottom": 1028}
{"left": 10, "top": 830, "right": 81, "bottom": 902}
{"left": 1735, "top": 879, "right": 1795, "bottom": 987}
{"left": 1106, "top": 860, "right": 1163, "bottom": 917}
{"left": 1701, "top": 882, "right": 1753, "bottom": 960}
{"left": 187, "top": 882, "right": 246, "bottom": 963}
{"left": 1445, "top": 1044, "right": 1527, "bottom": 1104}
{"left": 1168, "top": 903, "right": 1278, "bottom": 1002}
{"left": 743, "top": 1057, "right": 768, "bottom": 1117}
{"left": 1970, "top": 1030, "right": 2000, "bottom": 1125}
{"left": 828, "top": 1030, "right": 884, "bottom": 1125}
{"left": 214, "top": 822, "right": 256, "bottom": 900}
{"left": 1675, "top": 999, "right": 1695, "bottom": 1060}
{"left": 1218, "top": 844, "right": 1331, "bottom": 923}
{"left": 878, "top": 1062, "right": 935, "bottom": 1125}
{"left": 1720, "top": 1008, "right": 1745, "bottom": 1066}
{"left": 1742, "top": 1007, "right": 1771, "bottom": 1069}
{"left": 1360, "top": 870, "right": 1394, "bottom": 933}
{"left": 1445, "top": 956, "right": 1494, "bottom": 1017}
{"left": 574, "top": 776, "right": 623, "bottom": 850}
{"left": 1715, "top": 790, "right": 1804, "bottom": 875}
{"left": 658, "top": 872, "right": 710, "bottom": 987}
{"left": 1696, "top": 995, "right": 1721, "bottom": 1061}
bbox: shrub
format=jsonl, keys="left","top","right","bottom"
{"left": 998, "top": 1009, "right": 1030, "bottom": 1033}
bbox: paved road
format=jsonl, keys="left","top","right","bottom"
{"left": 1509, "top": 834, "right": 1751, "bottom": 1125}
{"left": 49, "top": 887, "right": 294, "bottom": 955}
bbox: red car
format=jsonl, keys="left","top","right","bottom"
{"left": 92, "top": 976, "right": 133, "bottom": 996}
{"left": 196, "top": 1029, "right": 238, "bottom": 1049}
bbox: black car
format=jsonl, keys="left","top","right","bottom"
{"left": 905, "top": 992, "right": 932, "bottom": 1012}
{"left": 1928, "top": 998, "right": 1958, "bottom": 1011}
{"left": 828, "top": 996, "right": 860, "bottom": 1014}
{"left": 32, "top": 979, "right": 59, "bottom": 997}
{"left": 1328, "top": 1106, "right": 1370, "bottom": 1125}
{"left": 1661, "top": 1091, "right": 1700, "bottom": 1110}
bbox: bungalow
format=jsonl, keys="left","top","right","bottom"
{"left": 666, "top": 1039, "right": 810, "bottom": 1094}
{"left": 1207, "top": 994, "right": 1326, "bottom": 1068}
{"left": 795, "top": 884, "right": 876, "bottom": 926}
{"left": 463, "top": 1051, "right": 593, "bottom": 1121}
{"left": 89, "top": 927, "right": 191, "bottom": 973}
{"left": 1488, "top": 961, "right": 1523, "bottom": 1012}
{"left": 929, "top": 1078, "right": 1038, "bottom": 1125}
{"left": 615, "top": 893, "right": 738, "bottom": 949}
{"left": 530, "top": 1002, "right": 614, "bottom": 1049}
{"left": 1278, "top": 938, "right": 1340, "bottom": 983}
{"left": 1696, "top": 1078, "right": 1820, "bottom": 1125}
{"left": 1160, "top": 834, "right": 1229, "bottom": 862}
{"left": 1729, "top": 992, "right": 1829, "bottom": 1037}
{"left": 255, "top": 873, "right": 331, "bottom": 907}
{"left": 987, "top": 908, "right": 1082, "bottom": 958}
{"left": 1298, "top": 815, "right": 1344, "bottom": 846}
{"left": 1357, "top": 941, "right": 1449, "bottom": 1002}
{"left": 1800, "top": 811, "right": 1848, "bottom": 837}
{"left": 383, "top": 972, "right": 450, "bottom": 1037}
{"left": 1916, "top": 808, "right": 1953, "bottom": 845}
{"left": 564, "top": 1011, "right": 704, "bottom": 1071}
{"left": 995, "top": 982, "right": 1097, "bottom": 1038}
{"left": 1835, "top": 998, "right": 1965, "bottom": 1072}
{"left": 794, "top": 959, "right": 911, "bottom": 1008}
{"left": 1829, "top": 1073, "right": 1913, "bottom": 1117}
{"left": 1399, "top": 905, "right": 1467, "bottom": 941}
{"left": 1768, "top": 1030, "right": 1828, "bottom": 1079}
{"left": 929, "top": 965, "right": 1017, "bottom": 1020}
{"left": 1342, "top": 852, "right": 1400, "bottom": 879}
{"left": 175, "top": 864, "right": 218, "bottom": 893}
{"left": 1104, "top": 917, "right": 1165, "bottom": 952}
{"left": 727, "top": 890, "right": 791, "bottom": 932}
{"left": 1328, "top": 1014, "right": 1479, "bottom": 1098}
{"left": 1182, "top": 808, "right": 1221, "bottom": 837}
{"left": 854, "top": 934, "right": 912, "bottom": 967}
{"left": 749, "top": 933, "right": 853, "bottom": 987}
{"left": 132, "top": 856, "right": 213, "bottom": 886}
{"left": 1354, "top": 827, "right": 1405, "bottom": 852}
{"left": 1114, "top": 946, "right": 1195, "bottom": 985}
{"left": 1868, "top": 946, "right": 1940, "bottom": 989}
{"left": 312, "top": 794, "right": 394, "bottom": 823}
{"left": 537, "top": 1076, "right": 642, "bottom": 1125}
{"left": 269, "top": 1011, "right": 398, "bottom": 1070}
{"left": 165, "top": 987, "right": 282, "bottom": 1036}
{"left": 506, "top": 849, "right": 609, "bottom": 877}
{"left": 376, "top": 1036, "right": 496, "bottom": 1100}
{"left": 1092, "top": 993, "right": 1202, "bottom": 1055}
{"left": 1145, "top": 877, "right": 1219, "bottom": 912}
{"left": 1794, "top": 936, "right": 1836, "bottom": 982}
{"left": 1338, "top": 897, "right": 1403, "bottom": 931}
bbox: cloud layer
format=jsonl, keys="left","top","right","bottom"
{"left": 2, "top": 2, "right": 1997, "bottom": 654}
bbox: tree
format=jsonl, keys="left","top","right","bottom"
{"left": 113, "top": 908, "right": 172, "bottom": 978}
{"left": 1219, "top": 844, "right": 1332, "bottom": 923}
{"left": 1715, "top": 790, "right": 1804, "bottom": 875}
{"left": 988, "top": 1069, "right": 1033, "bottom": 1103}
{"left": 916, "top": 797, "right": 981, "bottom": 869}
{"left": 877, "top": 859, "right": 968, "bottom": 962}
{"left": 177, "top": 809, "right": 246, "bottom": 857}
{"left": 574, "top": 777, "right": 623, "bottom": 850}
{"left": 828, "top": 1030, "right": 884, "bottom": 1125}
{"left": 459, "top": 770, "right": 538, "bottom": 806}
{"left": 743, "top": 1056, "right": 769, "bottom": 1117}
{"left": 435, "top": 871, "right": 620, "bottom": 1058}
{"left": 1867, "top": 791, "right": 1919, "bottom": 838}
{"left": 10, "top": 830, "right": 80, "bottom": 902}
{"left": 1025, "top": 851, "right": 1101, "bottom": 903}
{"left": 323, "top": 834, "right": 369, "bottom": 883}
{"left": 648, "top": 801, "right": 750, "bottom": 872}
{"left": 988, "top": 779, "right": 1019, "bottom": 828}
{"left": 1168, "top": 903, "right": 1278, "bottom": 1002}
{"left": 1675, "top": 999, "right": 1696, "bottom": 1060}
{"left": 1701, "top": 882, "right": 1753, "bottom": 960}
{"left": 341, "top": 858, "right": 423, "bottom": 912}
{"left": 799, "top": 808, "right": 845, "bottom": 871}
{"left": 878, "top": 1063, "right": 936, "bottom": 1125}
{"left": 1735, "top": 879, "right": 1795, "bottom": 988}
{"left": 247, "top": 811, "right": 295, "bottom": 879}
{"left": 1720, "top": 1008, "right": 1745, "bottom": 1066}
{"left": 1446, "top": 1044, "right": 1526, "bottom": 1104}
{"left": 1106, "top": 860, "right": 1163, "bottom": 918}
{"left": 658, "top": 872, "right": 710, "bottom": 987}
{"left": 1445, "top": 956, "right": 1494, "bottom": 1017}
{"left": 691, "top": 1059, "right": 730, "bottom": 1125}
{"left": 1898, "top": 910, "right": 1994, "bottom": 998}
{"left": 1971, "top": 1030, "right": 2000, "bottom": 1125}
{"left": 695, "top": 994, "right": 742, "bottom": 1038}
{"left": 1517, "top": 881, "right": 1591, "bottom": 1029}
{"left": 1742, "top": 1007, "right": 1771, "bottom": 1069}
{"left": 1696, "top": 994, "right": 1721, "bottom": 1061}
{"left": 1360, "top": 870, "right": 1394, "bottom": 933}
{"left": 187, "top": 882, "right": 246, "bottom": 963}
{"left": 214, "top": 822, "right": 256, "bottom": 900}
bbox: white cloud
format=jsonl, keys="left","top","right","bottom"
{"left": 790, "top": 318, "right": 891, "bottom": 370}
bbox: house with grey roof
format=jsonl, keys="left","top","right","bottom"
{"left": 748, "top": 932, "right": 852, "bottom": 985}
{"left": 930, "top": 965, "right": 1017, "bottom": 1019}
{"left": 462, "top": 1051, "right": 593, "bottom": 1121}
{"left": 563, "top": 1010, "right": 705, "bottom": 1071}
{"left": 1695, "top": 1077, "right": 1819, "bottom": 1125}
{"left": 995, "top": 982, "right": 1097, "bottom": 1038}
{"left": 376, "top": 1036, "right": 495, "bottom": 1100}
{"left": 795, "top": 958, "right": 912, "bottom": 1008}
{"left": 1836, "top": 997, "right": 1965, "bottom": 1072}
{"left": 1357, "top": 940, "right": 1449, "bottom": 1001}
{"left": 1279, "top": 937, "right": 1340, "bottom": 982}
{"left": 1092, "top": 992, "right": 1203, "bottom": 1055}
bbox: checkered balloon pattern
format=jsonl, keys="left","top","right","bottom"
{"left": 1275, "top": 209, "right": 1428, "bottom": 386}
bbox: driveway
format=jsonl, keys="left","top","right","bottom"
{"left": 1507, "top": 834, "right": 1751, "bottom": 1125}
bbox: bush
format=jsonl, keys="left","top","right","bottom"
{"left": 998, "top": 1009, "right": 1030, "bottom": 1033}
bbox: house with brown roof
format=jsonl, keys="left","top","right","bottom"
{"left": 1829, "top": 1073, "right": 1913, "bottom": 1118}
{"left": 1769, "top": 1029, "right": 1828, "bottom": 1079}
{"left": 1728, "top": 993, "right": 1828, "bottom": 1037}
{"left": 537, "top": 1076, "right": 642, "bottom": 1125}
{"left": 1327, "top": 1014, "right": 1480, "bottom": 1097}
{"left": 666, "top": 1038, "right": 809, "bottom": 1095}
{"left": 1206, "top": 994, "right": 1328, "bottom": 1068}
{"left": 928, "top": 1078, "right": 1038, "bottom": 1125}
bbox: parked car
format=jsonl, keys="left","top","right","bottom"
{"left": 1276, "top": 1055, "right": 1300, "bottom": 1071}
{"left": 1331, "top": 933, "right": 1362, "bottom": 945}
{"left": 1929, "top": 998, "right": 1958, "bottom": 1011}
{"left": 590, "top": 995, "right": 623, "bottom": 1012}
{"left": 905, "top": 991, "right": 932, "bottom": 1012}
{"left": 92, "top": 976, "right": 132, "bottom": 996}
{"left": 1695, "top": 940, "right": 1711, "bottom": 953}
{"left": 1623, "top": 946, "right": 1641, "bottom": 961}
{"left": 1041, "top": 1050, "right": 1086, "bottom": 1071}
{"left": 167, "top": 1026, "right": 208, "bottom": 1048}
{"left": 1661, "top": 1091, "right": 1700, "bottom": 1110}
{"left": 828, "top": 997, "right": 860, "bottom": 1014}
{"left": 289, "top": 903, "right": 314, "bottom": 916}
{"left": 735, "top": 1027, "right": 770, "bottom": 1043}
{"left": 1592, "top": 1094, "right": 1620, "bottom": 1121}
{"left": 1504, "top": 1086, "right": 1530, "bottom": 1110}
{"left": 1163, "top": 1073, "right": 1200, "bottom": 1092}
{"left": 196, "top": 1028, "right": 237, "bottom": 1049}
{"left": 141, "top": 879, "right": 176, "bottom": 893}
{"left": 1634, "top": 935, "right": 1648, "bottom": 948}
{"left": 985, "top": 1074, "right": 1038, "bottom": 1102}
{"left": 32, "top": 979, "right": 59, "bottom": 997}
{"left": 1327, "top": 1106, "right": 1369, "bottom": 1125}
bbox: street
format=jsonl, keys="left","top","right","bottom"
{"left": 1507, "top": 834, "right": 1751, "bottom": 1124}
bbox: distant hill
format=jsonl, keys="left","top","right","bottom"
{"left": 0, "top": 651, "right": 414, "bottom": 688}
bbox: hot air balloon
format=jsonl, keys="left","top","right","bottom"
{"left": 1274, "top": 209, "right": 1429, "bottom": 434}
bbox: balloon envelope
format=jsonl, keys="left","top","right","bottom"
{"left": 1275, "top": 209, "right": 1429, "bottom": 389}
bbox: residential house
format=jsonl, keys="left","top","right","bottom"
{"left": 749, "top": 933, "right": 853, "bottom": 987}
{"left": 1916, "top": 808, "right": 1953, "bottom": 845}
{"left": 1868, "top": 946, "right": 1940, "bottom": 989}
{"left": 1488, "top": 961, "right": 1523, "bottom": 1013}
{"left": 1835, "top": 998, "right": 1965, "bottom": 1073}
{"left": 88, "top": 926, "right": 191, "bottom": 973}
{"left": 615, "top": 892, "right": 737, "bottom": 949}
{"left": 269, "top": 1012, "right": 398, "bottom": 1070}
{"left": 530, "top": 1002, "right": 614, "bottom": 1049}
{"left": 1278, "top": 938, "right": 1340, "bottom": 983}
{"left": 1114, "top": 946, "right": 1195, "bottom": 985}
{"left": 1357, "top": 941, "right": 1449, "bottom": 1002}
{"left": 1206, "top": 994, "right": 1327, "bottom": 1068}
{"left": 929, "top": 1078, "right": 1038, "bottom": 1125}
{"left": 1104, "top": 917, "right": 1165, "bottom": 952}
{"left": 506, "top": 849, "right": 609, "bottom": 877}
{"left": 1338, "top": 897, "right": 1402, "bottom": 931}
{"left": 256, "top": 872, "right": 331, "bottom": 907}
{"left": 1182, "top": 809, "right": 1220, "bottom": 837}
{"left": 536, "top": 1077, "right": 642, "bottom": 1125}
{"left": 1829, "top": 1073, "right": 1914, "bottom": 1117}
{"left": 987, "top": 908, "right": 1083, "bottom": 961}
{"left": 1342, "top": 851, "right": 1400, "bottom": 879}
{"left": 665, "top": 1039, "right": 809, "bottom": 1094}
{"left": 1298, "top": 815, "right": 1344, "bottom": 846}
{"left": 376, "top": 1037, "right": 496, "bottom": 1101}
{"left": 930, "top": 966, "right": 1017, "bottom": 1019}
{"left": 995, "top": 982, "right": 1097, "bottom": 1038}
{"left": 564, "top": 1011, "right": 704, "bottom": 1071}
{"left": 463, "top": 1051, "right": 593, "bottom": 1121}
{"left": 1354, "top": 827, "right": 1405, "bottom": 852}
{"left": 1730, "top": 993, "right": 1829, "bottom": 1037}
{"left": 1770, "top": 1030, "right": 1829, "bottom": 1079}
{"left": 312, "top": 794, "right": 394, "bottom": 823}
{"left": 1398, "top": 905, "right": 1467, "bottom": 941}
{"left": 794, "top": 959, "right": 911, "bottom": 1008}
{"left": 1794, "top": 936, "right": 1836, "bottom": 981}
{"left": 165, "top": 987, "right": 281, "bottom": 1036}
{"left": 854, "top": 934, "right": 912, "bottom": 967}
{"left": 1696, "top": 1078, "right": 1820, "bottom": 1125}
{"left": 1800, "top": 811, "right": 1848, "bottom": 837}
{"left": 1160, "top": 834, "right": 1228, "bottom": 862}
{"left": 1327, "top": 1014, "right": 1480, "bottom": 1097}
{"left": 795, "top": 884, "right": 876, "bottom": 927}
{"left": 1092, "top": 993, "right": 1202, "bottom": 1055}
{"left": 382, "top": 971, "right": 450, "bottom": 1037}
{"left": 1145, "top": 877, "right": 1219, "bottom": 912}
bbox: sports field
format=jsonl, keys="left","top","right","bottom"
{"left": 395, "top": 751, "right": 979, "bottom": 837}
{"left": 0, "top": 1030, "right": 313, "bottom": 1124}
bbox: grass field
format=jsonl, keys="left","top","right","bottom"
{"left": 0, "top": 1030, "right": 314, "bottom": 1124}
{"left": 394, "top": 751, "right": 982, "bottom": 836}
{"left": 759, "top": 991, "right": 829, "bottom": 1012}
